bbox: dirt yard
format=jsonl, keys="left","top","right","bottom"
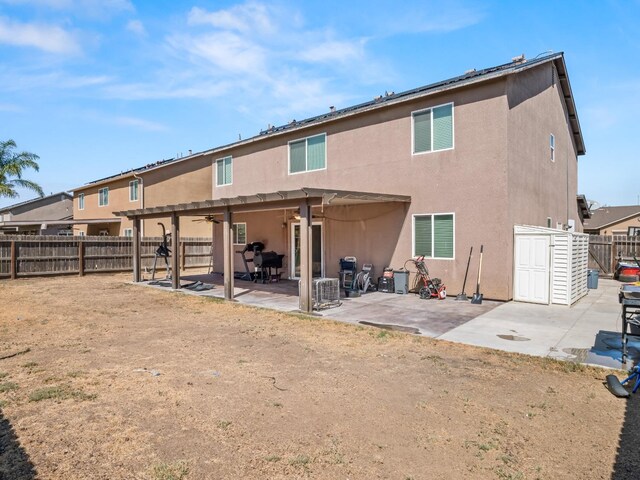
{"left": 0, "top": 274, "right": 636, "bottom": 479}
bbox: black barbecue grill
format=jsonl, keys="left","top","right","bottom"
{"left": 253, "top": 250, "right": 285, "bottom": 283}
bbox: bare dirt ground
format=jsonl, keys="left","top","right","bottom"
{"left": 0, "top": 274, "right": 633, "bottom": 479}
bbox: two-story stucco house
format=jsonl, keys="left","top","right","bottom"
{"left": 0, "top": 192, "right": 73, "bottom": 235}
{"left": 73, "top": 52, "right": 586, "bottom": 307}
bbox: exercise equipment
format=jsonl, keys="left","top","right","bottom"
{"left": 606, "top": 366, "right": 640, "bottom": 398}
{"left": 151, "top": 222, "right": 171, "bottom": 281}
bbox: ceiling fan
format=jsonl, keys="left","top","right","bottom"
{"left": 192, "top": 215, "right": 220, "bottom": 224}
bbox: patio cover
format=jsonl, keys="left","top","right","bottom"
{"left": 114, "top": 188, "right": 411, "bottom": 312}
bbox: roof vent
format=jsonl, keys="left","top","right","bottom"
{"left": 329, "top": 106, "right": 336, "bottom": 112}
{"left": 511, "top": 54, "right": 526, "bottom": 63}
{"left": 373, "top": 95, "right": 383, "bottom": 101}
{"left": 384, "top": 91, "right": 395, "bottom": 97}
{"left": 465, "top": 68, "right": 476, "bottom": 74}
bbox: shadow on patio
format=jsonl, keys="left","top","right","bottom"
{"left": 141, "top": 271, "right": 502, "bottom": 338}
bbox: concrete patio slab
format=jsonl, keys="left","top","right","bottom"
{"left": 440, "top": 278, "right": 636, "bottom": 370}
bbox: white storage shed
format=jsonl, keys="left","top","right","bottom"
{"left": 513, "top": 225, "right": 589, "bottom": 306}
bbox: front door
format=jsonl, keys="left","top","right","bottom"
{"left": 291, "top": 223, "right": 323, "bottom": 278}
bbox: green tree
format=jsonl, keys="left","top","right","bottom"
{"left": 0, "top": 139, "right": 44, "bottom": 198}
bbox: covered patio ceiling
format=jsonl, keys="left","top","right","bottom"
{"left": 114, "top": 187, "right": 411, "bottom": 313}
{"left": 114, "top": 187, "right": 411, "bottom": 219}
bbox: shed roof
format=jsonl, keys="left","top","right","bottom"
{"left": 76, "top": 52, "right": 584, "bottom": 192}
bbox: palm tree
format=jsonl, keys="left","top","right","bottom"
{"left": 0, "top": 139, "right": 44, "bottom": 198}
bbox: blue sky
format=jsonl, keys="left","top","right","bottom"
{"left": 1, "top": 0, "right": 639, "bottom": 209}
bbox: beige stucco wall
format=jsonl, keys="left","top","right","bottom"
{"left": 599, "top": 215, "right": 640, "bottom": 235}
{"left": 8, "top": 194, "right": 72, "bottom": 221}
{"left": 505, "top": 62, "right": 581, "bottom": 299}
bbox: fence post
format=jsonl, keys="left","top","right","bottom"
{"left": 10, "top": 240, "right": 17, "bottom": 280}
{"left": 181, "top": 239, "right": 186, "bottom": 270}
{"left": 78, "top": 240, "right": 85, "bottom": 276}
{"left": 611, "top": 236, "right": 617, "bottom": 274}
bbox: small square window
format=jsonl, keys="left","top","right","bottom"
{"left": 123, "top": 228, "right": 133, "bottom": 237}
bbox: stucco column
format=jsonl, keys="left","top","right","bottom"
{"left": 223, "top": 208, "right": 234, "bottom": 300}
{"left": 298, "top": 201, "right": 313, "bottom": 313}
{"left": 132, "top": 217, "right": 141, "bottom": 283}
{"left": 171, "top": 213, "right": 180, "bottom": 290}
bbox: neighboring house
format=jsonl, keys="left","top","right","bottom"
{"left": 71, "top": 162, "right": 213, "bottom": 237}
{"left": 77, "top": 52, "right": 586, "bottom": 303}
{"left": 0, "top": 192, "right": 73, "bottom": 235}
{"left": 583, "top": 205, "right": 640, "bottom": 235}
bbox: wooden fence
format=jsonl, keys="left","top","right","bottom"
{"left": 0, "top": 235, "right": 213, "bottom": 279}
{"left": 588, "top": 235, "right": 640, "bottom": 276}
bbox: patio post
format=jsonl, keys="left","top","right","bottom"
{"left": 299, "top": 200, "right": 313, "bottom": 313}
{"left": 223, "top": 208, "right": 234, "bottom": 300}
{"left": 171, "top": 213, "right": 180, "bottom": 290}
{"left": 132, "top": 217, "right": 141, "bottom": 283}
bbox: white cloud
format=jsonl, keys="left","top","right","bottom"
{"left": 114, "top": 116, "right": 168, "bottom": 132}
{"left": 0, "top": 16, "right": 80, "bottom": 54}
{"left": 126, "top": 19, "right": 146, "bottom": 36}
{"left": 0, "top": 70, "right": 112, "bottom": 92}
{"left": 187, "top": 3, "right": 275, "bottom": 35}
{"left": 167, "top": 31, "right": 268, "bottom": 75}
{"left": 298, "top": 39, "right": 368, "bottom": 64}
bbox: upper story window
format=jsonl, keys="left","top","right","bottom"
{"left": 98, "top": 187, "right": 109, "bottom": 207}
{"left": 129, "top": 180, "right": 139, "bottom": 202}
{"left": 78, "top": 193, "right": 85, "bottom": 210}
{"left": 412, "top": 103, "right": 454, "bottom": 154}
{"left": 233, "top": 223, "right": 246, "bottom": 244}
{"left": 413, "top": 213, "right": 454, "bottom": 259}
{"left": 289, "top": 133, "right": 326, "bottom": 174}
{"left": 216, "top": 156, "right": 233, "bottom": 186}
{"left": 550, "top": 134, "right": 555, "bottom": 162}
{"left": 123, "top": 228, "right": 133, "bottom": 237}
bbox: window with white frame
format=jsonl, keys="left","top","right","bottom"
{"left": 412, "top": 103, "right": 454, "bottom": 154}
{"left": 123, "top": 228, "right": 133, "bottom": 237}
{"left": 78, "top": 231, "right": 85, "bottom": 237}
{"left": 550, "top": 134, "right": 555, "bottom": 162}
{"left": 233, "top": 223, "right": 246, "bottom": 245}
{"left": 98, "top": 187, "right": 109, "bottom": 207}
{"left": 413, "top": 213, "right": 454, "bottom": 259}
{"left": 289, "top": 133, "right": 326, "bottom": 174}
{"left": 78, "top": 193, "right": 84, "bottom": 210}
{"left": 216, "top": 156, "right": 233, "bottom": 186}
{"left": 129, "top": 180, "right": 139, "bottom": 202}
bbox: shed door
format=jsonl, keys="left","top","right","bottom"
{"left": 514, "top": 235, "right": 550, "bottom": 304}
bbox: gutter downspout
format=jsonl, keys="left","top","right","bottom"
{"left": 133, "top": 173, "right": 144, "bottom": 236}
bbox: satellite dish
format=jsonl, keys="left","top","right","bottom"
{"left": 587, "top": 199, "right": 600, "bottom": 210}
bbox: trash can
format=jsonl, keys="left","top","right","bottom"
{"left": 393, "top": 270, "right": 409, "bottom": 294}
{"left": 587, "top": 269, "right": 599, "bottom": 289}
